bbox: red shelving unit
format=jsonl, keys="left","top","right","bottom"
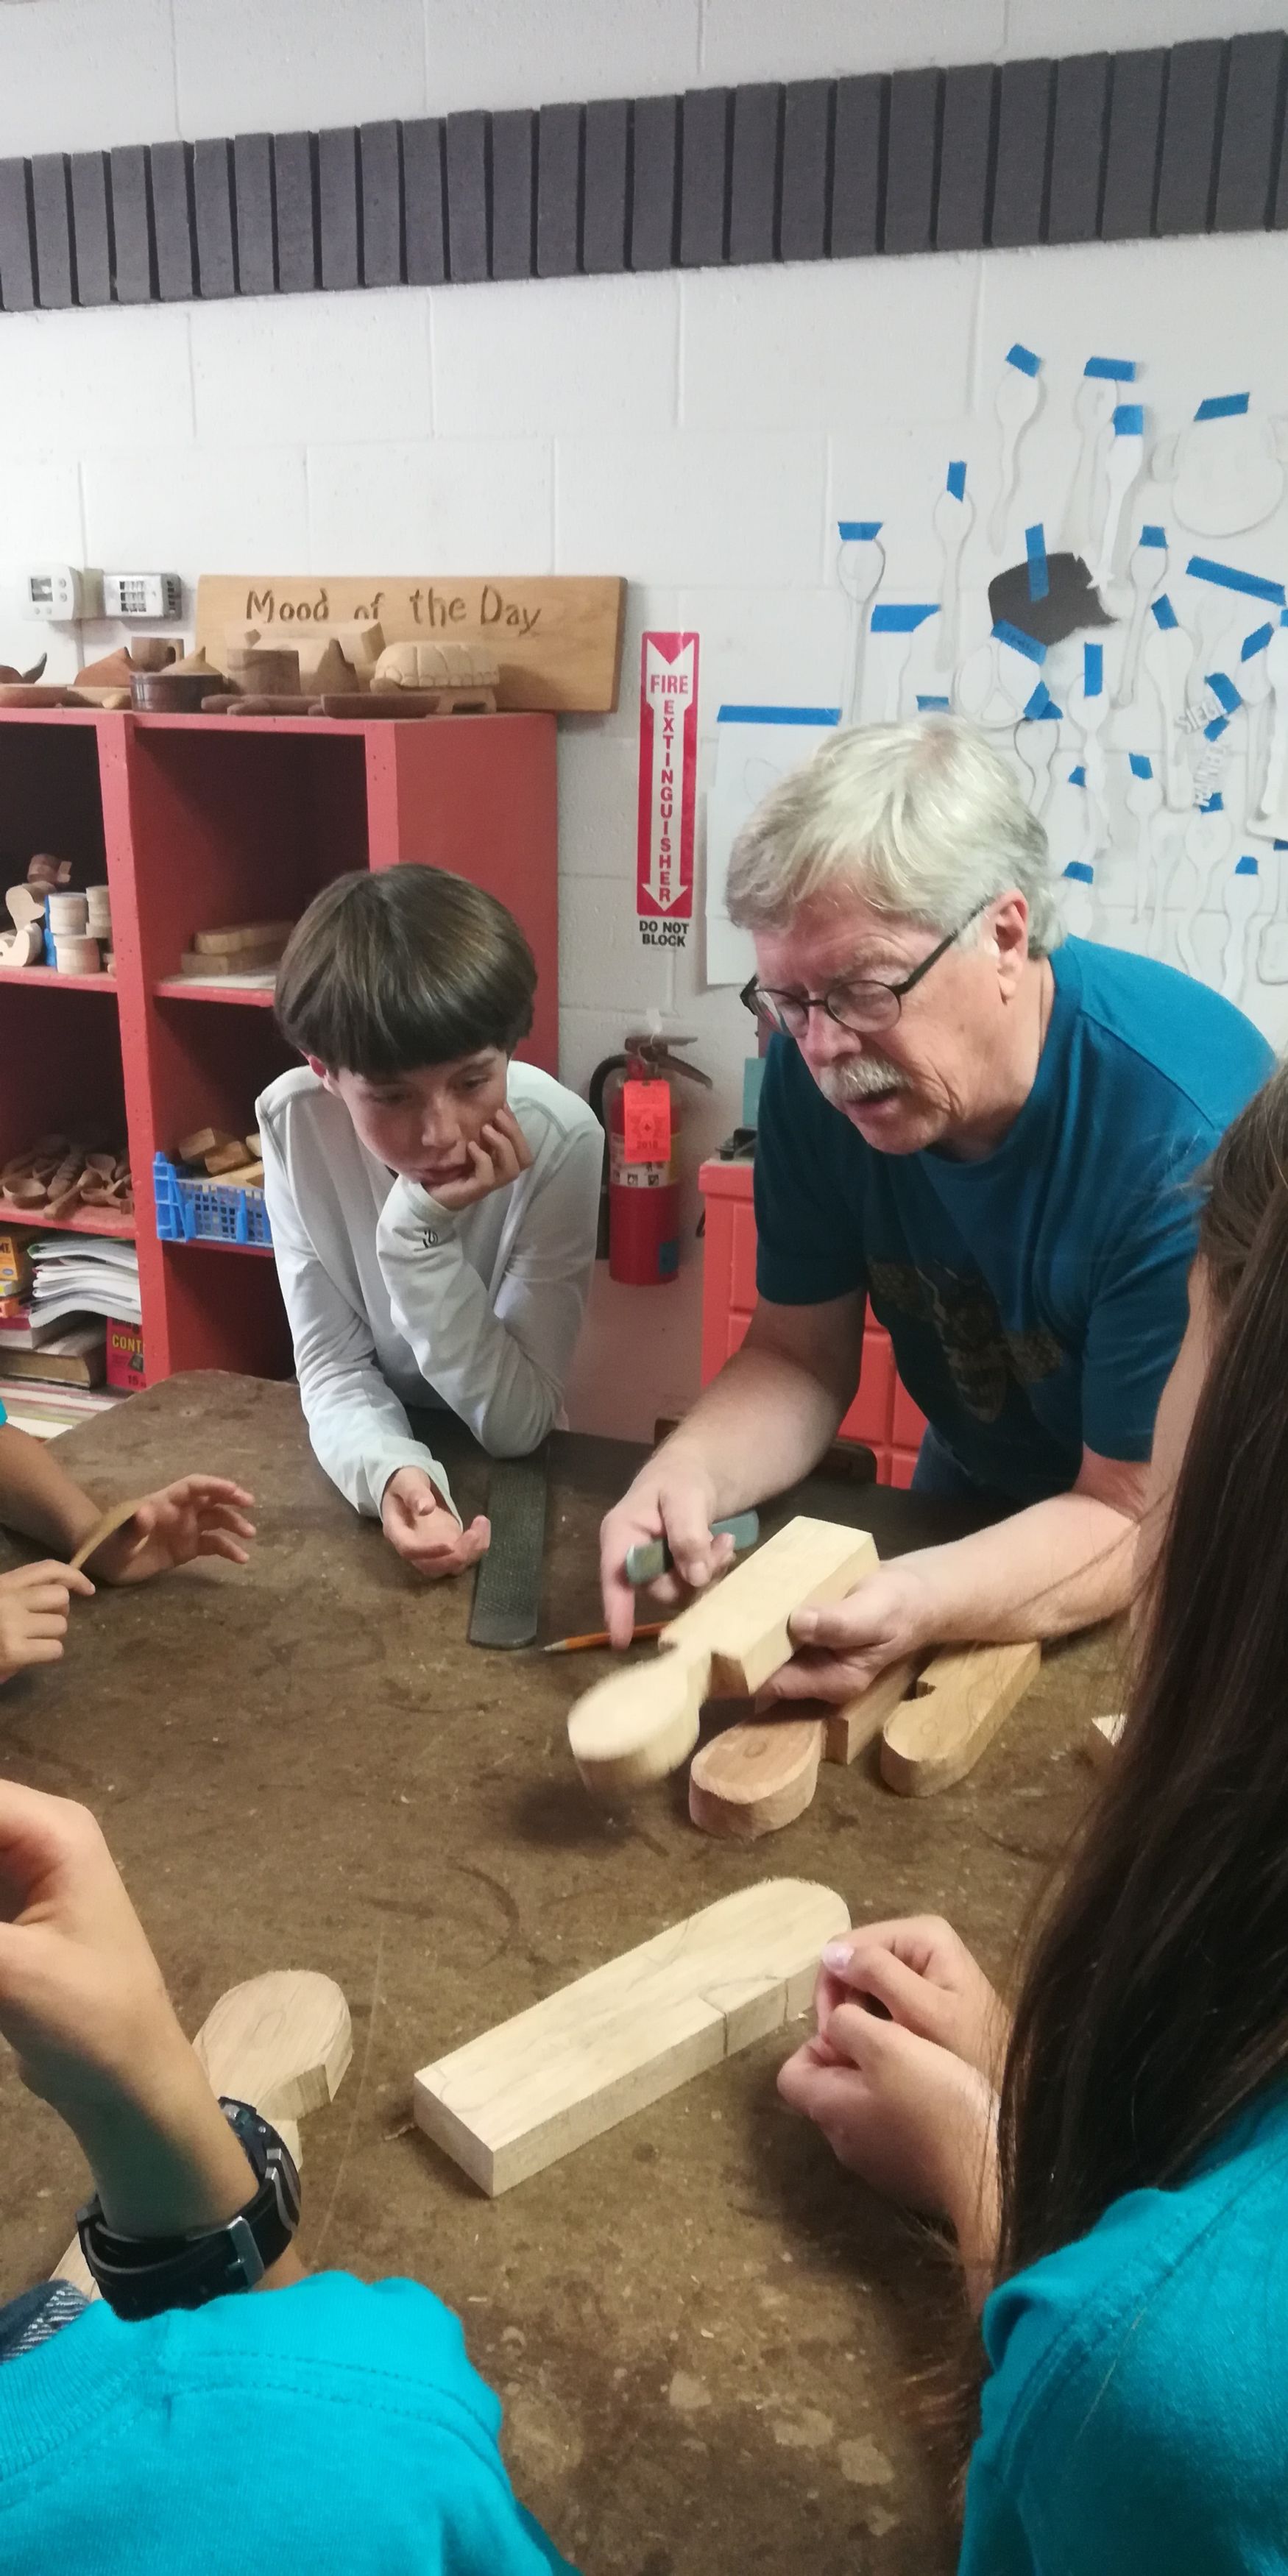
{"left": 0, "top": 707, "right": 558, "bottom": 1384}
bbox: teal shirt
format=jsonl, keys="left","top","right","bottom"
{"left": 961, "top": 2090, "right": 1288, "bottom": 2572}
{"left": 754, "top": 939, "right": 1273, "bottom": 1500}
{"left": 0, "top": 2271, "right": 575, "bottom": 2575}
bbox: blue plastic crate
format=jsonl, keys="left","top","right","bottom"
{"left": 152, "top": 1153, "right": 272, "bottom": 1249}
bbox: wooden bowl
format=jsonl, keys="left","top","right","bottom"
{"left": 130, "top": 669, "right": 232, "bottom": 713}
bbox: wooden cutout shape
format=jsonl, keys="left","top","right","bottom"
{"left": 880, "top": 1641, "right": 1040, "bottom": 1796}
{"left": 569, "top": 1519, "right": 877, "bottom": 1797}
{"left": 52, "top": 1970, "right": 351, "bottom": 2297}
{"left": 689, "top": 1714, "right": 823, "bottom": 1839}
{"left": 822, "top": 1655, "right": 925, "bottom": 1765}
{"left": 414, "top": 1878, "right": 849, "bottom": 2195}
{"left": 69, "top": 1495, "right": 145, "bottom": 1572}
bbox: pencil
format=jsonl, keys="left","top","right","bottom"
{"left": 542, "top": 1619, "right": 667, "bottom": 1655}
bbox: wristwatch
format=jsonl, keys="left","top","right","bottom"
{"left": 77, "top": 2098, "right": 301, "bottom": 2322}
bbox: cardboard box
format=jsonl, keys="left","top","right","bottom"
{"left": 106, "top": 1319, "right": 146, "bottom": 1392}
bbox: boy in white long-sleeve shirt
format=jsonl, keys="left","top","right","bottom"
{"left": 258, "top": 867, "right": 603, "bottom": 1580}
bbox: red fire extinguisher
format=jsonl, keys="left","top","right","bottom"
{"left": 590, "top": 1034, "right": 712, "bottom": 1287}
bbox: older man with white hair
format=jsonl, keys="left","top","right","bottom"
{"left": 600, "top": 718, "right": 1273, "bottom": 1702}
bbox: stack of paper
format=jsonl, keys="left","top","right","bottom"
{"left": 29, "top": 1235, "right": 141, "bottom": 1328}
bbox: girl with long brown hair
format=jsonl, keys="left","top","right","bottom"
{"left": 780, "top": 1058, "right": 1288, "bottom": 2569}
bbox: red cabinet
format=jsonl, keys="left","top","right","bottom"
{"left": 698, "top": 1158, "right": 927, "bottom": 1487}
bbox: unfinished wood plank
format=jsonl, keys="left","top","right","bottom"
{"left": 821, "top": 1653, "right": 924, "bottom": 1765}
{"left": 1085, "top": 1710, "right": 1125, "bottom": 1770}
{"left": 192, "top": 919, "right": 294, "bottom": 956}
{"left": 689, "top": 1715, "right": 822, "bottom": 1839}
{"left": 660, "top": 1517, "right": 877, "bottom": 1698}
{"left": 414, "top": 1877, "right": 849, "bottom": 2195}
{"left": 197, "top": 573, "right": 626, "bottom": 714}
{"left": 880, "top": 1641, "right": 1040, "bottom": 1797}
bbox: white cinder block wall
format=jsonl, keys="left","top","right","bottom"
{"left": 1, "top": 0, "right": 1285, "bottom": 1437}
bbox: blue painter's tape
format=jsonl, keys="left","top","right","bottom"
{"left": 870, "top": 602, "right": 938, "bottom": 633}
{"left": 1206, "top": 670, "right": 1241, "bottom": 714}
{"left": 1025, "top": 523, "right": 1049, "bottom": 601}
{"left": 1064, "top": 859, "right": 1094, "bottom": 880}
{"left": 1195, "top": 392, "right": 1249, "bottom": 420}
{"left": 1113, "top": 402, "right": 1144, "bottom": 436}
{"left": 1204, "top": 715, "right": 1231, "bottom": 741}
{"left": 1200, "top": 792, "right": 1225, "bottom": 813}
{"left": 916, "top": 694, "right": 951, "bottom": 710}
{"left": 1128, "top": 753, "right": 1153, "bottom": 779}
{"left": 1083, "top": 642, "right": 1104, "bottom": 696}
{"left": 1186, "top": 555, "right": 1287, "bottom": 605}
{"left": 717, "top": 705, "right": 841, "bottom": 725}
{"left": 838, "top": 520, "right": 882, "bottom": 541}
{"left": 946, "top": 460, "right": 966, "bottom": 500}
{"left": 1069, "top": 765, "right": 1087, "bottom": 787}
{"left": 1152, "top": 595, "right": 1179, "bottom": 630}
{"left": 1006, "top": 342, "right": 1040, "bottom": 375}
{"left": 1242, "top": 623, "right": 1274, "bottom": 659}
{"left": 1235, "top": 854, "right": 1259, "bottom": 874}
{"left": 1139, "top": 526, "right": 1167, "bottom": 547}
{"left": 991, "top": 618, "right": 1046, "bottom": 663}
{"left": 1022, "top": 682, "right": 1061, "bottom": 720}
{"left": 1084, "top": 356, "right": 1136, "bottom": 380}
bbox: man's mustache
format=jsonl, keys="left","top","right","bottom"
{"left": 818, "top": 1056, "right": 913, "bottom": 1105}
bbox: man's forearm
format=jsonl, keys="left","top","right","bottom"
{"left": 658, "top": 1343, "right": 849, "bottom": 1514}
{"left": 0, "top": 1425, "right": 100, "bottom": 1555}
{"left": 907, "top": 1491, "right": 1136, "bottom": 1645}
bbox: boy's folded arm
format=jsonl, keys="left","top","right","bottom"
{"left": 269, "top": 1211, "right": 459, "bottom": 1520}
{"left": 377, "top": 1136, "right": 601, "bottom": 1457}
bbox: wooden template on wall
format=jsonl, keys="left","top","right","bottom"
{"left": 195, "top": 574, "right": 626, "bottom": 713}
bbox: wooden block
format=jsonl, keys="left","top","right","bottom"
{"left": 197, "top": 574, "right": 624, "bottom": 715}
{"left": 821, "top": 1654, "right": 924, "bottom": 1765}
{"left": 880, "top": 1641, "right": 1041, "bottom": 1797}
{"left": 414, "top": 1878, "right": 850, "bottom": 2195}
{"left": 537, "top": 102, "right": 582, "bottom": 279}
{"left": 359, "top": 119, "right": 403, "bottom": 287}
{"left": 205, "top": 1140, "right": 253, "bottom": 1175}
{"left": 233, "top": 132, "right": 275, "bottom": 296}
{"left": 490, "top": 108, "right": 534, "bottom": 280}
{"left": 228, "top": 645, "right": 300, "bottom": 695}
{"left": 30, "top": 154, "right": 74, "bottom": 308}
{"left": 1100, "top": 49, "right": 1167, "bottom": 243}
{"left": 194, "top": 137, "right": 237, "bottom": 298}
{"left": 245, "top": 1130, "right": 262, "bottom": 1158}
{"left": 1085, "top": 1711, "right": 1125, "bottom": 1771}
{"left": 689, "top": 1716, "right": 822, "bottom": 1839}
{"left": 631, "top": 93, "right": 679, "bottom": 271}
{"left": 0, "top": 160, "right": 35, "bottom": 311}
{"left": 178, "top": 1125, "right": 236, "bottom": 1161}
{"left": 989, "top": 57, "right": 1054, "bottom": 249}
{"left": 936, "top": 63, "right": 997, "bottom": 252}
{"left": 180, "top": 941, "right": 285, "bottom": 975}
{"left": 68, "top": 150, "right": 112, "bottom": 305}
{"left": 445, "top": 110, "right": 489, "bottom": 283}
{"left": 317, "top": 124, "right": 359, "bottom": 289}
{"left": 331, "top": 618, "right": 384, "bottom": 677}
{"left": 193, "top": 919, "right": 294, "bottom": 956}
{"left": 53, "top": 1970, "right": 351, "bottom": 2296}
{"left": 273, "top": 131, "right": 318, "bottom": 293}
{"left": 729, "top": 82, "right": 781, "bottom": 267}
{"left": 831, "top": 73, "right": 886, "bottom": 257}
{"left": 679, "top": 87, "right": 732, "bottom": 266}
{"left": 660, "top": 1518, "right": 878, "bottom": 1699}
{"left": 151, "top": 141, "right": 195, "bottom": 300}
{"left": 882, "top": 68, "right": 941, "bottom": 255}
{"left": 403, "top": 118, "right": 447, "bottom": 285}
{"left": 581, "top": 97, "right": 629, "bottom": 274}
{"left": 1214, "top": 32, "right": 1286, "bottom": 231}
{"left": 214, "top": 1161, "right": 264, "bottom": 1189}
{"left": 779, "top": 79, "right": 831, "bottom": 262}
{"left": 70, "top": 1494, "right": 144, "bottom": 1573}
{"left": 1047, "top": 52, "right": 1109, "bottom": 247}
{"left": 1156, "top": 38, "right": 1225, "bottom": 238}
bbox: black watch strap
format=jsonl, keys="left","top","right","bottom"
{"left": 78, "top": 2098, "right": 300, "bottom": 2322}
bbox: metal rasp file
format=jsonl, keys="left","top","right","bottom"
{"left": 468, "top": 1451, "right": 548, "bottom": 1649}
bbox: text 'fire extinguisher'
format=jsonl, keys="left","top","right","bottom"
{"left": 590, "top": 1034, "right": 712, "bottom": 1287}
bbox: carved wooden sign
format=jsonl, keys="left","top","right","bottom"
{"left": 195, "top": 573, "right": 626, "bottom": 712}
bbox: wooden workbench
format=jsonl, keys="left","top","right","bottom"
{"left": 0, "top": 1375, "right": 1122, "bottom": 2576}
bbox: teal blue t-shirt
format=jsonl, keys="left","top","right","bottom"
{"left": 0, "top": 2271, "right": 575, "bottom": 2575}
{"left": 960, "top": 2090, "right": 1288, "bottom": 2572}
{"left": 753, "top": 939, "right": 1273, "bottom": 1500}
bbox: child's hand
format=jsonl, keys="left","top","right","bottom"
{"left": 779, "top": 2004, "right": 999, "bottom": 2244}
{"left": 381, "top": 1468, "right": 490, "bottom": 1579}
{"left": 83, "top": 1476, "right": 256, "bottom": 1585}
{"left": 425, "top": 1105, "right": 534, "bottom": 1212}
{"left": 0, "top": 1777, "right": 178, "bottom": 2117}
{"left": 814, "top": 1917, "right": 1009, "bottom": 2087}
{"left": 0, "top": 1560, "right": 95, "bottom": 1684}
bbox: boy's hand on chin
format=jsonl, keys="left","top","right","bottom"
{"left": 381, "top": 1468, "right": 490, "bottom": 1578}
{"left": 424, "top": 1106, "right": 534, "bottom": 1213}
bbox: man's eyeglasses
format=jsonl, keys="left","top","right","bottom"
{"left": 740, "top": 901, "right": 988, "bottom": 1040}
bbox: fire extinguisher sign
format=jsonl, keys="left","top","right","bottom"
{"left": 637, "top": 631, "right": 698, "bottom": 950}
